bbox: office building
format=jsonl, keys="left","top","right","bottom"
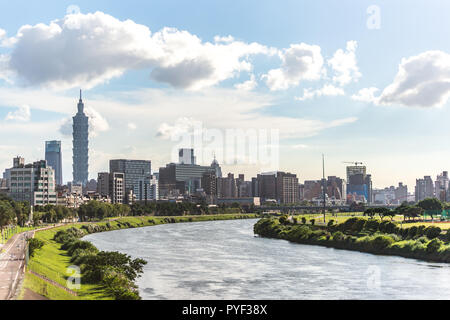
{"left": 179, "top": 148, "right": 196, "bottom": 165}
{"left": 109, "top": 159, "right": 152, "bottom": 202}
{"left": 346, "top": 165, "right": 372, "bottom": 204}
{"left": 159, "top": 162, "right": 216, "bottom": 197}
{"left": 72, "top": 90, "right": 89, "bottom": 185}
{"left": 45, "top": 140, "right": 63, "bottom": 186}
{"left": 97, "top": 172, "right": 110, "bottom": 197}
{"left": 415, "top": 176, "right": 434, "bottom": 202}
{"left": 5, "top": 156, "right": 57, "bottom": 206}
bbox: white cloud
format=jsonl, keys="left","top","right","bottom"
{"left": 234, "top": 74, "right": 257, "bottom": 91}
{"left": 3, "top": 12, "right": 273, "bottom": 90}
{"left": 378, "top": 50, "right": 450, "bottom": 108}
{"left": 328, "top": 40, "right": 361, "bottom": 86}
{"left": 263, "top": 43, "right": 324, "bottom": 90}
{"left": 156, "top": 117, "right": 203, "bottom": 140}
{"left": 295, "top": 84, "right": 345, "bottom": 101}
{"left": 59, "top": 107, "right": 109, "bottom": 138}
{"left": 127, "top": 122, "right": 137, "bottom": 130}
{"left": 5, "top": 104, "right": 31, "bottom": 121}
{"left": 351, "top": 87, "right": 380, "bottom": 103}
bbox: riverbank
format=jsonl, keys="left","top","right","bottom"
{"left": 19, "top": 213, "right": 259, "bottom": 300}
{"left": 254, "top": 217, "right": 450, "bottom": 264}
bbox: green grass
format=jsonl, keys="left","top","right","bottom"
{"left": 24, "top": 213, "right": 259, "bottom": 300}
{"left": 20, "top": 272, "right": 79, "bottom": 300}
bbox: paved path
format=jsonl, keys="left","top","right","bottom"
{"left": 0, "top": 224, "right": 65, "bottom": 300}
{"left": 0, "top": 231, "right": 31, "bottom": 300}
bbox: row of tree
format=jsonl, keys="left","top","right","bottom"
{"left": 364, "top": 198, "right": 445, "bottom": 221}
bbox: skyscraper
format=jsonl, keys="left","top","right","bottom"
{"left": 109, "top": 159, "right": 152, "bottom": 202}
{"left": 72, "top": 90, "right": 89, "bottom": 185}
{"left": 45, "top": 140, "right": 62, "bottom": 186}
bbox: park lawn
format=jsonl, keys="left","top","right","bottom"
{"left": 19, "top": 272, "right": 80, "bottom": 300}
{"left": 29, "top": 226, "right": 113, "bottom": 300}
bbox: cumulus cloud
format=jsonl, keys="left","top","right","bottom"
{"left": 328, "top": 40, "right": 361, "bottom": 86}
{"left": 351, "top": 87, "right": 380, "bottom": 103}
{"left": 128, "top": 122, "right": 137, "bottom": 130}
{"left": 156, "top": 117, "right": 203, "bottom": 140}
{"left": 234, "top": 74, "right": 257, "bottom": 91}
{"left": 59, "top": 107, "right": 109, "bottom": 137}
{"left": 378, "top": 51, "right": 450, "bottom": 107}
{"left": 3, "top": 12, "right": 273, "bottom": 90}
{"left": 295, "top": 84, "right": 345, "bottom": 101}
{"left": 5, "top": 105, "right": 31, "bottom": 121}
{"left": 263, "top": 43, "right": 324, "bottom": 90}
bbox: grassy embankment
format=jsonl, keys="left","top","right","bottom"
{"left": 254, "top": 216, "right": 450, "bottom": 264}
{"left": 20, "top": 213, "right": 259, "bottom": 300}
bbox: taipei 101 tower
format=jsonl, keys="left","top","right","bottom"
{"left": 72, "top": 90, "right": 89, "bottom": 185}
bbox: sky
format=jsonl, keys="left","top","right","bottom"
{"left": 1, "top": 0, "right": 450, "bottom": 190}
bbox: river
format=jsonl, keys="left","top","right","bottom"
{"left": 83, "top": 218, "right": 450, "bottom": 300}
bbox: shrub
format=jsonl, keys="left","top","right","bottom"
{"left": 332, "top": 231, "right": 345, "bottom": 241}
{"left": 327, "top": 220, "right": 335, "bottom": 227}
{"left": 424, "top": 226, "right": 442, "bottom": 240}
{"left": 27, "top": 238, "right": 44, "bottom": 257}
{"left": 342, "top": 217, "right": 366, "bottom": 233}
{"left": 370, "top": 235, "right": 395, "bottom": 251}
{"left": 364, "top": 220, "right": 380, "bottom": 233}
{"left": 301, "top": 217, "right": 307, "bottom": 225}
{"left": 407, "top": 226, "right": 418, "bottom": 239}
{"left": 426, "top": 238, "right": 443, "bottom": 253}
{"left": 278, "top": 215, "right": 287, "bottom": 225}
{"left": 310, "top": 219, "right": 315, "bottom": 226}
{"left": 379, "top": 221, "right": 397, "bottom": 234}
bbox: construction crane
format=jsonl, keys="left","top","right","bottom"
{"left": 342, "top": 161, "right": 364, "bottom": 166}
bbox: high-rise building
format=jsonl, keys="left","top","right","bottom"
{"left": 415, "top": 176, "right": 434, "bottom": 202}
{"left": 45, "top": 141, "right": 63, "bottom": 186}
{"left": 257, "top": 171, "right": 299, "bottom": 204}
{"left": 97, "top": 172, "right": 110, "bottom": 197}
{"left": 211, "top": 156, "right": 222, "bottom": 178}
{"left": 4, "top": 157, "right": 57, "bottom": 206}
{"left": 110, "top": 172, "right": 125, "bottom": 204}
{"left": 435, "top": 171, "right": 449, "bottom": 202}
{"left": 202, "top": 171, "right": 217, "bottom": 196}
{"left": 179, "top": 148, "right": 196, "bottom": 165}
{"left": 158, "top": 158, "right": 216, "bottom": 197}
{"left": 72, "top": 90, "right": 89, "bottom": 185}
{"left": 217, "top": 173, "right": 238, "bottom": 198}
{"left": 109, "top": 159, "right": 152, "bottom": 202}
{"left": 346, "top": 165, "right": 372, "bottom": 204}
{"left": 394, "top": 182, "right": 408, "bottom": 204}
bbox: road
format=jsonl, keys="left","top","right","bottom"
{"left": 0, "top": 231, "right": 32, "bottom": 300}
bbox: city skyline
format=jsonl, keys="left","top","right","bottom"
{"left": 2, "top": 1, "right": 450, "bottom": 189}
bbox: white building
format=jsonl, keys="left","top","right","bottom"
{"left": 4, "top": 157, "right": 57, "bottom": 206}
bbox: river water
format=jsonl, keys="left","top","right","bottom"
{"left": 84, "top": 219, "right": 450, "bottom": 300}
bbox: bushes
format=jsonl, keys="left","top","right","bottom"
{"left": 426, "top": 238, "right": 443, "bottom": 253}
{"left": 424, "top": 226, "right": 442, "bottom": 240}
{"left": 27, "top": 238, "right": 44, "bottom": 257}
{"left": 342, "top": 217, "right": 366, "bottom": 233}
{"left": 363, "top": 220, "right": 380, "bottom": 233}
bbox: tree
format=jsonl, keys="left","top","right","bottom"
{"left": 404, "top": 206, "right": 424, "bottom": 221}
{"left": 417, "top": 198, "right": 443, "bottom": 221}
{"left": 0, "top": 200, "right": 15, "bottom": 238}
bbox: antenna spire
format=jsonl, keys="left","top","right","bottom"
{"left": 79, "top": 89, "right": 82, "bottom": 101}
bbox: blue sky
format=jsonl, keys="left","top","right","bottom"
{"left": 1, "top": 0, "right": 450, "bottom": 190}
